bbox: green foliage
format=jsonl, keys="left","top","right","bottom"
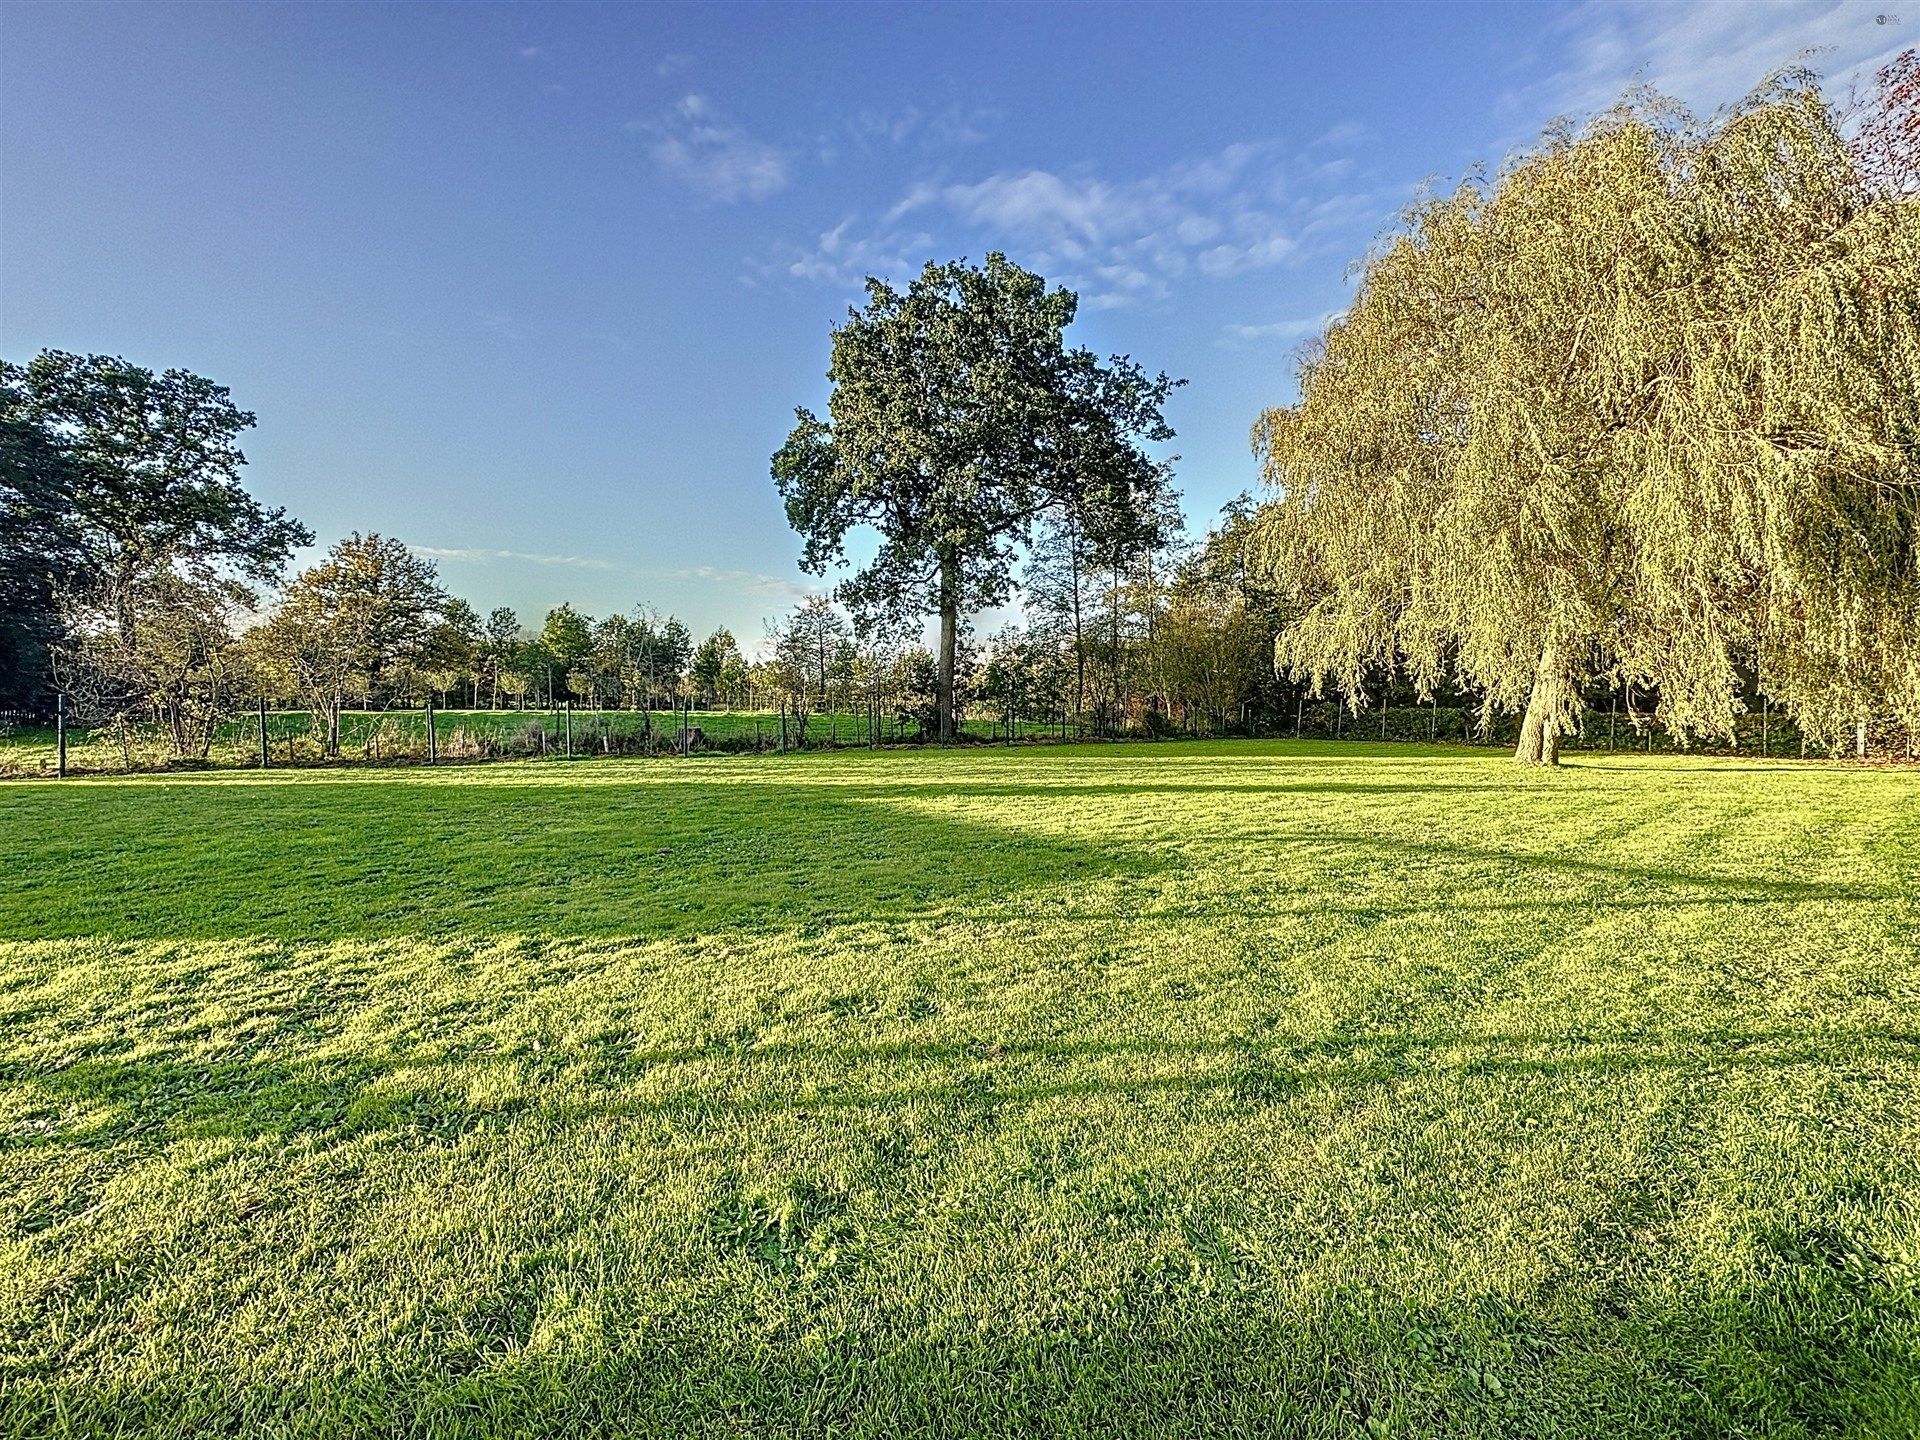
{"left": 773, "top": 253, "right": 1179, "bottom": 741}
{"left": 1255, "top": 74, "right": 1920, "bottom": 762}
{"left": 539, "top": 603, "right": 594, "bottom": 674}
{"left": 58, "top": 571, "right": 253, "bottom": 760}
{"left": 2, "top": 745, "right": 1917, "bottom": 1434}
{"left": 690, "top": 626, "right": 743, "bottom": 703}
{"left": 0, "top": 351, "right": 310, "bottom": 622}
{"left": 249, "top": 534, "right": 452, "bottom": 751}
{"left": 0, "top": 414, "right": 77, "bottom": 706}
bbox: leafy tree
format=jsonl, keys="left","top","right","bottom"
{"left": 784, "top": 597, "right": 849, "bottom": 712}
{"left": 773, "top": 253, "right": 1179, "bottom": 742}
{"left": 424, "top": 597, "right": 483, "bottom": 705}
{"left": 0, "top": 352, "right": 309, "bottom": 638}
{"left": 539, "top": 604, "right": 594, "bottom": 702}
{"left": 717, "top": 652, "right": 752, "bottom": 708}
{"left": 251, "top": 534, "right": 450, "bottom": 754}
{"left": 59, "top": 572, "right": 253, "bottom": 761}
{"left": 978, "top": 624, "right": 1070, "bottom": 734}
{"left": 1255, "top": 74, "right": 1920, "bottom": 763}
{"left": 690, "top": 627, "right": 743, "bottom": 704}
{"left": 655, "top": 615, "right": 694, "bottom": 702}
{"left": 477, "top": 606, "right": 522, "bottom": 708}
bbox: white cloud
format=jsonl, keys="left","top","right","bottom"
{"left": 772, "top": 136, "right": 1387, "bottom": 307}
{"left": 656, "top": 52, "right": 692, "bottom": 77}
{"left": 828, "top": 101, "right": 998, "bottom": 158}
{"left": 677, "top": 566, "right": 816, "bottom": 602}
{"left": 1218, "top": 311, "right": 1342, "bottom": 348}
{"left": 1514, "top": 0, "right": 1913, "bottom": 124}
{"left": 635, "top": 94, "right": 789, "bottom": 203}
{"left": 408, "top": 547, "right": 817, "bottom": 603}
{"left": 411, "top": 546, "right": 619, "bottom": 571}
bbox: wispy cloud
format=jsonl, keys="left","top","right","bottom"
{"left": 634, "top": 94, "right": 789, "bottom": 203}
{"left": 818, "top": 101, "right": 999, "bottom": 161}
{"left": 770, "top": 126, "right": 1379, "bottom": 308}
{"left": 657, "top": 52, "right": 692, "bottom": 78}
{"left": 409, "top": 547, "right": 817, "bottom": 603}
{"left": 676, "top": 566, "right": 816, "bottom": 602}
{"left": 1510, "top": 0, "right": 1911, "bottom": 124}
{"left": 1218, "top": 311, "right": 1342, "bottom": 349}
{"left": 411, "top": 546, "right": 620, "bottom": 571}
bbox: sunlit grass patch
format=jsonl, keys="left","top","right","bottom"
{"left": 1, "top": 742, "right": 1916, "bottom": 1437}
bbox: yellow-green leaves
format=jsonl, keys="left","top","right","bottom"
{"left": 1255, "top": 73, "right": 1920, "bottom": 757}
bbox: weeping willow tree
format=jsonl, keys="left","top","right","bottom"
{"left": 1254, "top": 69, "right": 1920, "bottom": 762}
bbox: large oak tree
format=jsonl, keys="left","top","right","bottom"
{"left": 773, "top": 254, "right": 1178, "bottom": 742}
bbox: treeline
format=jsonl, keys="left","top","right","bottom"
{"left": 0, "top": 340, "right": 1266, "bottom": 762}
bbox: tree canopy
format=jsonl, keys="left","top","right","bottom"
{"left": 1253, "top": 71, "right": 1920, "bottom": 762}
{"left": 251, "top": 534, "right": 451, "bottom": 753}
{"left": 773, "top": 253, "right": 1179, "bottom": 741}
{"left": 0, "top": 352, "right": 310, "bottom": 635}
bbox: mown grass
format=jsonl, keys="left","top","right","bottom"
{"left": 1, "top": 741, "right": 1916, "bottom": 1438}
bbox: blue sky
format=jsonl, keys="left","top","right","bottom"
{"left": 3, "top": 0, "right": 1910, "bottom": 647}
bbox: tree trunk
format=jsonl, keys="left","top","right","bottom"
{"left": 937, "top": 548, "right": 959, "bottom": 744}
{"left": 1514, "top": 644, "right": 1566, "bottom": 766}
{"left": 1069, "top": 529, "right": 1085, "bottom": 725}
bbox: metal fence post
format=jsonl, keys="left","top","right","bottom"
{"left": 258, "top": 696, "right": 269, "bottom": 768}
{"left": 565, "top": 700, "right": 573, "bottom": 759}
{"left": 426, "top": 696, "right": 437, "bottom": 764}
{"left": 56, "top": 692, "right": 67, "bottom": 778}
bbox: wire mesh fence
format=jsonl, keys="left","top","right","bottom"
{"left": 0, "top": 694, "right": 1825, "bottom": 777}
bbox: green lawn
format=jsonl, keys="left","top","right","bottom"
{"left": 2, "top": 742, "right": 1916, "bottom": 1437}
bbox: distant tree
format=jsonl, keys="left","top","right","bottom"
{"left": 773, "top": 253, "right": 1179, "bottom": 742}
{"left": 890, "top": 646, "right": 942, "bottom": 739}
{"left": 539, "top": 603, "right": 594, "bottom": 703}
{"left": 423, "top": 597, "right": 483, "bottom": 705}
{"left": 252, "top": 534, "right": 450, "bottom": 754}
{"left": 763, "top": 611, "right": 814, "bottom": 739}
{"left": 717, "top": 652, "right": 752, "bottom": 708}
{"left": 786, "top": 597, "right": 849, "bottom": 712}
{"left": 477, "top": 606, "right": 522, "bottom": 708}
{"left": 58, "top": 571, "right": 253, "bottom": 761}
{"left": 586, "top": 613, "right": 634, "bottom": 708}
{"left": 690, "top": 626, "right": 743, "bottom": 704}
{"left": 978, "top": 624, "right": 1069, "bottom": 735}
{"left": 655, "top": 615, "right": 693, "bottom": 701}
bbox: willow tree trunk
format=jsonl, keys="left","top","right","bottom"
{"left": 936, "top": 548, "right": 958, "bottom": 745}
{"left": 1514, "top": 644, "right": 1566, "bottom": 766}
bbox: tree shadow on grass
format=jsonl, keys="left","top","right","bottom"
{"left": 0, "top": 777, "right": 1164, "bottom": 944}
{"left": 11, "top": 1025, "right": 1915, "bottom": 1154}
{"left": 0, "top": 765, "right": 1886, "bottom": 943}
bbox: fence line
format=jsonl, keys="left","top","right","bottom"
{"left": 0, "top": 694, "right": 1835, "bottom": 777}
